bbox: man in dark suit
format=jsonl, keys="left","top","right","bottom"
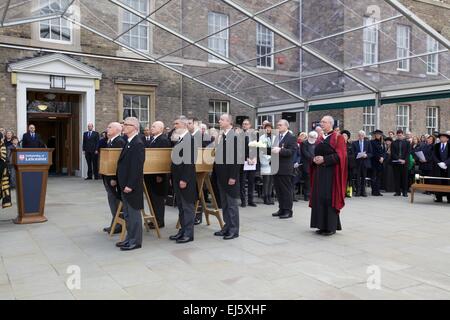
{"left": 115, "top": 117, "right": 145, "bottom": 251}
{"left": 102, "top": 122, "right": 126, "bottom": 234}
{"left": 82, "top": 123, "right": 100, "bottom": 180}
{"left": 21, "top": 124, "right": 45, "bottom": 148}
{"left": 271, "top": 119, "right": 298, "bottom": 219}
{"left": 144, "top": 121, "right": 171, "bottom": 229}
{"left": 169, "top": 116, "right": 197, "bottom": 244}
{"left": 370, "top": 130, "right": 385, "bottom": 196}
{"left": 239, "top": 119, "right": 258, "bottom": 207}
{"left": 187, "top": 117, "right": 204, "bottom": 225}
{"left": 213, "top": 114, "right": 240, "bottom": 240}
{"left": 432, "top": 133, "right": 450, "bottom": 203}
{"left": 352, "top": 130, "right": 373, "bottom": 197}
{"left": 391, "top": 129, "right": 411, "bottom": 197}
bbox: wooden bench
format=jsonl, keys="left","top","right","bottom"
{"left": 410, "top": 177, "right": 450, "bottom": 203}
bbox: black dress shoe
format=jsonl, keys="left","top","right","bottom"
{"left": 120, "top": 244, "right": 142, "bottom": 251}
{"left": 279, "top": 213, "right": 293, "bottom": 219}
{"left": 85, "top": 177, "right": 92, "bottom": 180}
{"left": 115, "top": 240, "right": 129, "bottom": 248}
{"left": 394, "top": 193, "right": 401, "bottom": 196}
{"left": 169, "top": 233, "right": 184, "bottom": 241}
{"left": 267, "top": 201, "right": 275, "bottom": 205}
{"left": 315, "top": 230, "right": 324, "bottom": 234}
{"left": 103, "top": 226, "right": 111, "bottom": 233}
{"left": 434, "top": 198, "right": 443, "bottom": 203}
{"left": 322, "top": 231, "right": 336, "bottom": 236}
{"left": 248, "top": 202, "right": 257, "bottom": 207}
{"left": 223, "top": 233, "right": 239, "bottom": 240}
{"left": 194, "top": 218, "right": 202, "bottom": 225}
{"left": 112, "top": 226, "right": 122, "bottom": 234}
{"left": 214, "top": 230, "right": 227, "bottom": 236}
{"left": 272, "top": 211, "right": 281, "bottom": 217}
{"left": 402, "top": 193, "right": 408, "bottom": 197}
{"left": 176, "top": 236, "right": 193, "bottom": 243}
{"left": 362, "top": 194, "right": 368, "bottom": 197}
{"left": 240, "top": 203, "right": 247, "bottom": 208}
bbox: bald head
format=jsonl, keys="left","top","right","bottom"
{"left": 106, "top": 122, "right": 122, "bottom": 139}
{"left": 151, "top": 121, "right": 165, "bottom": 136}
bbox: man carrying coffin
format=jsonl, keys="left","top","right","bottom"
{"left": 144, "top": 121, "right": 171, "bottom": 229}
{"left": 310, "top": 116, "right": 347, "bottom": 236}
{"left": 169, "top": 116, "right": 197, "bottom": 244}
{"left": 213, "top": 114, "right": 241, "bottom": 240}
{"left": 432, "top": 132, "right": 450, "bottom": 203}
{"left": 102, "top": 122, "right": 126, "bottom": 234}
{"left": 115, "top": 117, "right": 145, "bottom": 251}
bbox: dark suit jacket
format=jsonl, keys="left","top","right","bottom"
{"left": 171, "top": 133, "right": 197, "bottom": 203}
{"left": 433, "top": 142, "right": 450, "bottom": 177}
{"left": 301, "top": 141, "right": 315, "bottom": 174}
{"left": 370, "top": 139, "right": 385, "bottom": 171}
{"left": 146, "top": 134, "right": 171, "bottom": 196}
{"left": 103, "top": 136, "right": 126, "bottom": 199}
{"left": 273, "top": 132, "right": 298, "bottom": 176}
{"left": 83, "top": 131, "right": 100, "bottom": 153}
{"left": 391, "top": 139, "right": 411, "bottom": 165}
{"left": 352, "top": 139, "right": 373, "bottom": 169}
{"left": 214, "top": 130, "right": 241, "bottom": 198}
{"left": 21, "top": 132, "right": 45, "bottom": 148}
{"left": 117, "top": 135, "right": 145, "bottom": 210}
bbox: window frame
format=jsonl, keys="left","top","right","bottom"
{"left": 207, "top": 12, "right": 229, "bottom": 64}
{"left": 117, "top": 85, "right": 156, "bottom": 132}
{"left": 256, "top": 24, "right": 275, "bottom": 70}
{"left": 396, "top": 104, "right": 410, "bottom": 132}
{"left": 363, "top": 16, "right": 379, "bottom": 66}
{"left": 39, "top": 0, "right": 73, "bottom": 44}
{"left": 426, "top": 35, "right": 439, "bottom": 75}
{"left": 362, "top": 106, "right": 376, "bottom": 134}
{"left": 119, "top": 0, "right": 151, "bottom": 53}
{"left": 256, "top": 114, "right": 275, "bottom": 129}
{"left": 208, "top": 100, "right": 230, "bottom": 128}
{"left": 396, "top": 24, "right": 411, "bottom": 72}
{"left": 426, "top": 106, "right": 439, "bottom": 135}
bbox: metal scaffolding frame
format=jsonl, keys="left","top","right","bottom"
{"left": 0, "top": 0, "right": 449, "bottom": 109}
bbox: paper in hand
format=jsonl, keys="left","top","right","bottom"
{"left": 356, "top": 152, "right": 366, "bottom": 159}
{"left": 415, "top": 151, "right": 426, "bottom": 162}
{"left": 244, "top": 161, "right": 256, "bottom": 171}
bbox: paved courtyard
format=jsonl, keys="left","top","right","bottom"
{"left": 0, "top": 177, "right": 449, "bottom": 300}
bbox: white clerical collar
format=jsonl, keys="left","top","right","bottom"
{"left": 223, "top": 128, "right": 232, "bottom": 136}
{"left": 128, "top": 132, "right": 138, "bottom": 143}
{"left": 153, "top": 133, "right": 162, "bottom": 140}
{"left": 110, "top": 135, "right": 120, "bottom": 143}
{"left": 324, "top": 131, "right": 333, "bottom": 139}
{"left": 179, "top": 130, "right": 188, "bottom": 140}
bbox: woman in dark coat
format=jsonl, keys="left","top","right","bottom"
{"left": 383, "top": 137, "right": 395, "bottom": 192}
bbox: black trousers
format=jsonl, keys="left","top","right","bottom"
{"left": 240, "top": 169, "right": 256, "bottom": 204}
{"left": 303, "top": 171, "right": 310, "bottom": 199}
{"left": 355, "top": 164, "right": 367, "bottom": 195}
{"left": 371, "top": 168, "right": 383, "bottom": 195}
{"left": 85, "top": 152, "right": 99, "bottom": 178}
{"left": 262, "top": 175, "right": 274, "bottom": 200}
{"left": 274, "top": 175, "right": 293, "bottom": 215}
{"left": 393, "top": 164, "right": 408, "bottom": 195}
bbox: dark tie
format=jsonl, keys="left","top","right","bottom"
{"left": 150, "top": 136, "right": 155, "bottom": 144}
{"left": 279, "top": 134, "right": 283, "bottom": 146}
{"left": 88, "top": 131, "right": 91, "bottom": 138}
{"left": 442, "top": 144, "right": 445, "bottom": 153}
{"left": 32, "top": 133, "right": 35, "bottom": 139}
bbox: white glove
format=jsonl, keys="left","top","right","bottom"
{"left": 438, "top": 162, "right": 448, "bottom": 170}
{"left": 294, "top": 163, "right": 300, "bottom": 169}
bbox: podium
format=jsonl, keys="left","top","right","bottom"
{"left": 12, "top": 148, "right": 54, "bottom": 224}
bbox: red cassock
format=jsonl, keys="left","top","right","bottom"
{"left": 309, "top": 131, "right": 348, "bottom": 214}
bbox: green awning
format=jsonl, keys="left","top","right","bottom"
{"left": 381, "top": 91, "right": 450, "bottom": 105}
{"left": 309, "top": 99, "right": 376, "bottom": 111}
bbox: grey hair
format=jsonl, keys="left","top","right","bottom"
{"left": 153, "top": 121, "right": 165, "bottom": 130}
{"left": 221, "top": 113, "right": 233, "bottom": 124}
{"left": 279, "top": 119, "right": 290, "bottom": 128}
{"left": 322, "top": 116, "right": 335, "bottom": 127}
{"left": 177, "top": 116, "right": 189, "bottom": 126}
{"left": 124, "top": 117, "right": 140, "bottom": 130}
{"left": 308, "top": 131, "right": 318, "bottom": 139}
{"left": 358, "top": 130, "right": 366, "bottom": 136}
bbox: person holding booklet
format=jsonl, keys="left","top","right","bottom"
{"left": 391, "top": 129, "right": 411, "bottom": 197}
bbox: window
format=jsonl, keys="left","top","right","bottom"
{"left": 396, "top": 105, "right": 410, "bottom": 132}
{"left": 363, "top": 106, "right": 376, "bottom": 134}
{"left": 397, "top": 25, "right": 411, "bottom": 71}
{"left": 426, "top": 35, "right": 439, "bottom": 75}
{"left": 123, "top": 95, "right": 150, "bottom": 131}
{"left": 208, "top": 100, "right": 229, "bottom": 128}
{"left": 426, "top": 106, "right": 439, "bottom": 135}
{"left": 39, "top": 0, "right": 72, "bottom": 43}
{"left": 120, "top": 0, "right": 149, "bottom": 51}
{"left": 208, "top": 12, "right": 229, "bottom": 62}
{"left": 256, "top": 24, "right": 274, "bottom": 69}
{"left": 363, "top": 16, "right": 378, "bottom": 65}
{"left": 257, "top": 115, "right": 274, "bottom": 129}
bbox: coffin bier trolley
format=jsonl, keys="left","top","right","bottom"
{"left": 99, "top": 148, "right": 223, "bottom": 241}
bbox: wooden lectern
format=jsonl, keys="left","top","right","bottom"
{"left": 12, "top": 148, "right": 54, "bottom": 224}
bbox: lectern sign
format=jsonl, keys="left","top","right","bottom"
{"left": 16, "top": 151, "right": 49, "bottom": 165}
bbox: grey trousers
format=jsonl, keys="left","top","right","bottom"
{"left": 122, "top": 197, "right": 143, "bottom": 246}
{"left": 103, "top": 179, "right": 120, "bottom": 227}
{"left": 218, "top": 183, "right": 240, "bottom": 235}
{"left": 174, "top": 185, "right": 195, "bottom": 238}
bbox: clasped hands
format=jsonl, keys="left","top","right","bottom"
{"left": 313, "top": 156, "right": 324, "bottom": 165}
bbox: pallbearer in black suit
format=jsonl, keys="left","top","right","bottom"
{"left": 144, "top": 121, "right": 171, "bottom": 229}
{"left": 187, "top": 117, "right": 203, "bottom": 225}
{"left": 432, "top": 133, "right": 450, "bottom": 203}
{"left": 115, "top": 117, "right": 145, "bottom": 251}
{"left": 169, "top": 117, "right": 197, "bottom": 244}
{"left": 83, "top": 123, "right": 100, "bottom": 180}
{"left": 391, "top": 129, "right": 411, "bottom": 197}
{"left": 271, "top": 119, "right": 298, "bottom": 219}
{"left": 351, "top": 130, "right": 372, "bottom": 197}
{"left": 310, "top": 116, "right": 347, "bottom": 236}
{"left": 102, "top": 122, "right": 126, "bottom": 234}
{"left": 239, "top": 119, "right": 258, "bottom": 208}
{"left": 213, "top": 114, "right": 241, "bottom": 240}
{"left": 370, "top": 130, "right": 385, "bottom": 196}
{"left": 21, "top": 124, "right": 45, "bottom": 148}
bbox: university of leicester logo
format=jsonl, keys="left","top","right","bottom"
{"left": 19, "top": 155, "right": 25, "bottom": 161}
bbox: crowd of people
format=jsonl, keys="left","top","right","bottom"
{"left": 1, "top": 114, "right": 448, "bottom": 250}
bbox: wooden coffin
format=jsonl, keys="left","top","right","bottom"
{"left": 99, "top": 147, "right": 215, "bottom": 176}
